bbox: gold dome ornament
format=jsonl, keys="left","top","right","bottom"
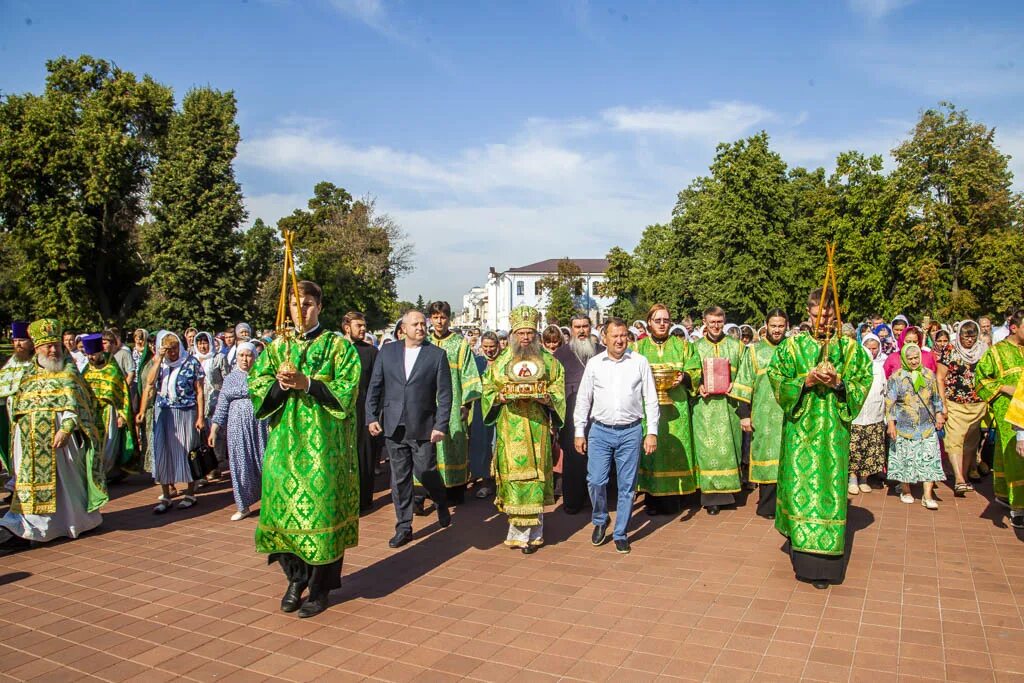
{"left": 509, "top": 305, "right": 540, "bottom": 332}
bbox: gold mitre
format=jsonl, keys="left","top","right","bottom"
{"left": 509, "top": 305, "right": 540, "bottom": 332}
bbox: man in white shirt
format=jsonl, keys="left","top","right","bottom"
{"left": 574, "top": 318, "right": 659, "bottom": 554}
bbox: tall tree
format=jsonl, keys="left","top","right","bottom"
{"left": 140, "top": 87, "right": 246, "bottom": 330}
{"left": 0, "top": 55, "right": 173, "bottom": 327}
{"left": 239, "top": 218, "right": 283, "bottom": 327}
{"left": 537, "top": 258, "right": 584, "bottom": 325}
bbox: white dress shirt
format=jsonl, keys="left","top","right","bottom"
{"left": 404, "top": 344, "right": 422, "bottom": 379}
{"left": 574, "top": 349, "right": 659, "bottom": 437}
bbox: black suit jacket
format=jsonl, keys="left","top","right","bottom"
{"left": 365, "top": 341, "right": 453, "bottom": 441}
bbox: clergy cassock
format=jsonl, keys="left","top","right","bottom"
{"left": 481, "top": 308, "right": 565, "bottom": 549}
{"left": 430, "top": 332, "right": 482, "bottom": 493}
{"left": 767, "top": 332, "right": 872, "bottom": 583}
{"left": 975, "top": 340, "right": 1024, "bottom": 510}
{"left": 0, "top": 352, "right": 33, "bottom": 473}
{"left": 684, "top": 335, "right": 745, "bottom": 504}
{"left": 82, "top": 351, "right": 135, "bottom": 476}
{"left": 730, "top": 339, "right": 785, "bottom": 517}
{"left": 0, "top": 319, "right": 107, "bottom": 543}
{"left": 249, "top": 327, "right": 361, "bottom": 585}
{"left": 632, "top": 336, "right": 697, "bottom": 506}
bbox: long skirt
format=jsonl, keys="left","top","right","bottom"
{"left": 227, "top": 411, "right": 267, "bottom": 512}
{"left": 888, "top": 434, "right": 944, "bottom": 484}
{"left": 849, "top": 422, "right": 886, "bottom": 477}
{"left": 152, "top": 405, "right": 198, "bottom": 485}
{"left": 944, "top": 400, "right": 987, "bottom": 457}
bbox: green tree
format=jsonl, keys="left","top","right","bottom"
{"left": 140, "top": 87, "right": 246, "bottom": 330}
{"left": 239, "top": 218, "right": 283, "bottom": 327}
{"left": 536, "top": 258, "right": 584, "bottom": 324}
{"left": 415, "top": 295, "right": 426, "bottom": 312}
{"left": 0, "top": 55, "right": 173, "bottom": 327}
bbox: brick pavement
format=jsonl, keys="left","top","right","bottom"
{"left": 0, "top": 474, "right": 1022, "bottom": 682}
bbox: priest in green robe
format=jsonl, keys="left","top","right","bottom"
{"left": 0, "top": 322, "right": 34, "bottom": 474}
{"left": 632, "top": 304, "right": 696, "bottom": 515}
{"left": 767, "top": 290, "right": 872, "bottom": 588}
{"left": 974, "top": 310, "right": 1024, "bottom": 527}
{"left": 481, "top": 306, "right": 565, "bottom": 554}
{"left": 684, "top": 305, "right": 745, "bottom": 515}
{"left": 730, "top": 309, "right": 788, "bottom": 519}
{"left": 81, "top": 334, "right": 134, "bottom": 482}
{"left": 425, "top": 301, "right": 481, "bottom": 505}
{"left": 0, "top": 319, "right": 107, "bottom": 545}
{"left": 250, "top": 280, "right": 362, "bottom": 618}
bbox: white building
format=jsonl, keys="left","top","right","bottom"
{"left": 455, "top": 286, "right": 487, "bottom": 327}
{"left": 481, "top": 258, "right": 614, "bottom": 331}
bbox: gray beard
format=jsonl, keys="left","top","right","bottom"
{"left": 569, "top": 337, "right": 596, "bottom": 363}
{"left": 37, "top": 354, "right": 64, "bottom": 372}
{"left": 511, "top": 338, "right": 543, "bottom": 362}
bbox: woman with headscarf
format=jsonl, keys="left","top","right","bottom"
{"left": 738, "top": 324, "right": 755, "bottom": 346}
{"left": 891, "top": 315, "right": 910, "bottom": 339}
{"left": 193, "top": 331, "right": 229, "bottom": 480}
{"left": 883, "top": 326, "right": 937, "bottom": 379}
{"left": 210, "top": 342, "right": 267, "bottom": 520}
{"left": 137, "top": 331, "right": 206, "bottom": 513}
{"left": 872, "top": 324, "right": 897, "bottom": 358}
{"left": 936, "top": 320, "right": 989, "bottom": 493}
{"left": 932, "top": 329, "right": 950, "bottom": 356}
{"left": 848, "top": 333, "right": 888, "bottom": 494}
{"left": 885, "top": 344, "right": 946, "bottom": 508}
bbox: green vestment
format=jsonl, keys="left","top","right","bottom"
{"left": 730, "top": 340, "right": 785, "bottom": 484}
{"left": 633, "top": 337, "right": 697, "bottom": 496}
{"left": 975, "top": 340, "right": 1024, "bottom": 509}
{"left": 0, "top": 356, "right": 33, "bottom": 472}
{"left": 430, "top": 333, "right": 482, "bottom": 488}
{"left": 82, "top": 359, "right": 136, "bottom": 466}
{"left": 250, "top": 332, "right": 361, "bottom": 565}
{"left": 684, "top": 335, "right": 745, "bottom": 493}
{"left": 767, "top": 333, "right": 872, "bottom": 556}
{"left": 481, "top": 349, "right": 565, "bottom": 527}
{"left": 9, "top": 359, "right": 107, "bottom": 515}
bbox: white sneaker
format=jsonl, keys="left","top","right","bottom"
{"left": 859, "top": 484, "right": 872, "bottom": 493}
{"left": 848, "top": 483, "right": 860, "bottom": 495}
{"left": 922, "top": 498, "right": 938, "bottom": 510}
{"left": 900, "top": 493, "right": 914, "bottom": 504}
{"left": 230, "top": 508, "right": 251, "bottom": 521}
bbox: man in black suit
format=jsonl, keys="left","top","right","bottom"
{"left": 366, "top": 310, "right": 454, "bottom": 548}
{"left": 552, "top": 314, "right": 604, "bottom": 514}
{"left": 343, "top": 311, "right": 379, "bottom": 513}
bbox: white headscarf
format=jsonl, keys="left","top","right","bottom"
{"left": 860, "top": 332, "right": 886, "bottom": 365}
{"left": 236, "top": 341, "right": 257, "bottom": 356}
{"left": 951, "top": 320, "right": 987, "bottom": 366}
{"left": 193, "top": 332, "right": 218, "bottom": 376}
{"left": 155, "top": 330, "right": 186, "bottom": 403}
{"left": 668, "top": 324, "right": 690, "bottom": 340}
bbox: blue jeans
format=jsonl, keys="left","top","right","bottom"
{"left": 587, "top": 422, "right": 642, "bottom": 541}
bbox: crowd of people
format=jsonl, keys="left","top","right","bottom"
{"left": 1, "top": 282, "right": 1023, "bottom": 617}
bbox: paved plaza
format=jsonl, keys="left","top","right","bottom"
{"left": 1, "top": 474, "right": 1022, "bottom": 682}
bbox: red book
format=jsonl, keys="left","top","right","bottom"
{"left": 703, "top": 357, "right": 731, "bottom": 395}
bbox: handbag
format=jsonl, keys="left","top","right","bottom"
{"left": 188, "top": 443, "right": 218, "bottom": 480}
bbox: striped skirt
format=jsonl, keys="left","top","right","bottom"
{"left": 152, "top": 405, "right": 199, "bottom": 485}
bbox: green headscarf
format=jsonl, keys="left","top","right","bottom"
{"left": 900, "top": 342, "right": 926, "bottom": 393}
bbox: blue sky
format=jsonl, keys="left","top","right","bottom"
{"left": 2, "top": 0, "right": 1022, "bottom": 305}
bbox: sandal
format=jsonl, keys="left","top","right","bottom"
{"left": 177, "top": 495, "right": 197, "bottom": 510}
{"left": 954, "top": 482, "right": 970, "bottom": 497}
{"left": 154, "top": 496, "right": 172, "bottom": 514}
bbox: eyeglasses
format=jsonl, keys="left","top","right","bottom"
{"left": 650, "top": 318, "right": 671, "bottom": 323}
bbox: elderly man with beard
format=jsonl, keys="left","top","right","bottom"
{"left": 553, "top": 314, "right": 605, "bottom": 514}
{"left": 469, "top": 332, "right": 501, "bottom": 498}
{"left": 0, "top": 319, "right": 107, "bottom": 546}
{"left": 0, "top": 322, "right": 34, "bottom": 474}
{"left": 81, "top": 334, "right": 134, "bottom": 483}
{"left": 481, "top": 306, "right": 565, "bottom": 553}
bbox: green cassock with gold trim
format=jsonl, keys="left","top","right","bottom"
{"left": 250, "top": 332, "right": 361, "bottom": 565}
{"left": 632, "top": 336, "right": 697, "bottom": 497}
{"left": 684, "top": 335, "right": 745, "bottom": 494}
{"left": 481, "top": 348, "right": 565, "bottom": 527}
{"left": 767, "top": 332, "right": 872, "bottom": 556}
{"left": 428, "top": 332, "right": 481, "bottom": 488}
{"left": 975, "top": 340, "right": 1024, "bottom": 510}
{"left": 730, "top": 339, "right": 785, "bottom": 484}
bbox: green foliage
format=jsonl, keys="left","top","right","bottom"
{"left": 415, "top": 295, "right": 426, "bottom": 311}
{"left": 140, "top": 87, "right": 247, "bottom": 330}
{"left": 0, "top": 55, "right": 173, "bottom": 328}
{"left": 601, "top": 109, "right": 1024, "bottom": 325}
{"left": 536, "top": 258, "right": 584, "bottom": 325}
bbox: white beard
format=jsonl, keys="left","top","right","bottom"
{"left": 37, "top": 354, "right": 64, "bottom": 372}
{"left": 569, "top": 337, "right": 596, "bottom": 364}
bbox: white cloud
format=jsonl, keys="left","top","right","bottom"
{"left": 603, "top": 102, "right": 775, "bottom": 142}
{"left": 846, "top": 0, "right": 915, "bottom": 19}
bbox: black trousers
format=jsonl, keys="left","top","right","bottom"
{"left": 356, "top": 428, "right": 375, "bottom": 511}
{"left": 559, "top": 427, "right": 589, "bottom": 511}
{"left": 756, "top": 483, "right": 777, "bottom": 517}
{"left": 387, "top": 428, "right": 447, "bottom": 533}
{"left": 272, "top": 553, "right": 342, "bottom": 598}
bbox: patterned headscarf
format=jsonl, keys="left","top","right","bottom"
{"left": 952, "top": 320, "right": 987, "bottom": 366}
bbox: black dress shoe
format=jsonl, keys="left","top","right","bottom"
{"left": 591, "top": 524, "right": 607, "bottom": 546}
{"left": 563, "top": 505, "right": 581, "bottom": 515}
{"left": 521, "top": 545, "right": 538, "bottom": 555}
{"left": 388, "top": 531, "right": 412, "bottom": 548}
{"left": 812, "top": 580, "right": 829, "bottom": 590}
{"left": 706, "top": 505, "right": 720, "bottom": 516}
{"left": 614, "top": 539, "right": 631, "bottom": 554}
{"left": 280, "top": 582, "right": 305, "bottom": 613}
{"left": 297, "top": 593, "right": 328, "bottom": 618}
{"left": 644, "top": 505, "right": 658, "bottom": 516}
{"left": 413, "top": 498, "right": 428, "bottom": 516}
{"left": 438, "top": 506, "right": 452, "bottom": 529}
